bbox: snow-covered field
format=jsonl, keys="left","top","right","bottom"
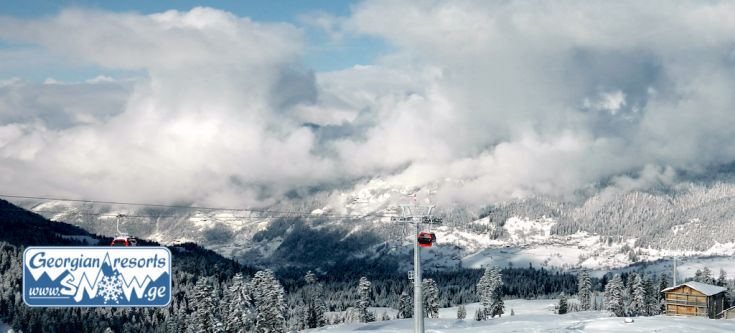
{"left": 314, "top": 300, "right": 735, "bottom": 333}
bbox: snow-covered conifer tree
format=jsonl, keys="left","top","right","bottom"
{"left": 477, "top": 266, "right": 505, "bottom": 319}
{"left": 422, "top": 278, "right": 439, "bottom": 318}
{"left": 577, "top": 270, "right": 592, "bottom": 311}
{"left": 356, "top": 277, "right": 375, "bottom": 323}
{"left": 193, "top": 278, "right": 221, "bottom": 333}
{"left": 225, "top": 273, "right": 252, "bottom": 333}
{"left": 630, "top": 275, "right": 646, "bottom": 316}
{"left": 702, "top": 267, "right": 713, "bottom": 284}
{"left": 398, "top": 292, "right": 413, "bottom": 319}
{"left": 251, "top": 269, "right": 286, "bottom": 333}
{"left": 717, "top": 269, "right": 727, "bottom": 286}
{"left": 477, "top": 266, "right": 492, "bottom": 316}
{"left": 625, "top": 272, "right": 638, "bottom": 309}
{"left": 488, "top": 266, "right": 505, "bottom": 318}
{"left": 558, "top": 292, "right": 568, "bottom": 314}
{"left": 605, "top": 275, "right": 625, "bottom": 317}
{"left": 474, "top": 308, "right": 485, "bottom": 321}
{"left": 694, "top": 269, "right": 704, "bottom": 282}
{"left": 303, "top": 271, "right": 327, "bottom": 328}
{"left": 645, "top": 276, "right": 658, "bottom": 316}
{"left": 457, "top": 305, "right": 466, "bottom": 319}
{"left": 176, "top": 299, "right": 189, "bottom": 333}
{"left": 658, "top": 274, "right": 669, "bottom": 313}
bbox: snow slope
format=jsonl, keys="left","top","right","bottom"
{"left": 312, "top": 300, "right": 735, "bottom": 333}
{"left": 312, "top": 314, "right": 735, "bottom": 333}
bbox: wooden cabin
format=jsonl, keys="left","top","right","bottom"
{"left": 662, "top": 281, "right": 727, "bottom": 319}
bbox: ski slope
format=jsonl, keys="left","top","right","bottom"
{"left": 314, "top": 300, "right": 735, "bottom": 333}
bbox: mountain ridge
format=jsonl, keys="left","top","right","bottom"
{"left": 9, "top": 179, "right": 735, "bottom": 273}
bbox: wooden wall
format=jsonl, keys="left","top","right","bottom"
{"left": 664, "top": 286, "right": 712, "bottom": 318}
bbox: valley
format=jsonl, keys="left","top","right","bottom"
{"left": 14, "top": 180, "right": 735, "bottom": 280}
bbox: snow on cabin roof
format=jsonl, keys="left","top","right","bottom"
{"left": 662, "top": 281, "right": 727, "bottom": 296}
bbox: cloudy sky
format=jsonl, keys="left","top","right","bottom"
{"left": 2, "top": 0, "right": 735, "bottom": 207}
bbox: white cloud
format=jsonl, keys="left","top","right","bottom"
{"left": 326, "top": 0, "right": 735, "bottom": 204}
{"left": 0, "top": 8, "right": 335, "bottom": 206}
{"left": 3, "top": 2, "right": 735, "bottom": 208}
{"left": 584, "top": 91, "right": 626, "bottom": 115}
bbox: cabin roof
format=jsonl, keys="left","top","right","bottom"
{"left": 662, "top": 281, "right": 727, "bottom": 296}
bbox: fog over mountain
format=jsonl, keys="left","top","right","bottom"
{"left": 3, "top": 1, "right": 735, "bottom": 208}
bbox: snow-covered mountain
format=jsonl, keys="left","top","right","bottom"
{"left": 17, "top": 180, "right": 735, "bottom": 275}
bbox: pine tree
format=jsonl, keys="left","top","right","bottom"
{"left": 577, "top": 270, "right": 592, "bottom": 311}
{"left": 488, "top": 267, "right": 505, "bottom": 318}
{"left": 303, "top": 271, "right": 327, "bottom": 328}
{"left": 473, "top": 308, "right": 485, "bottom": 321}
{"left": 694, "top": 269, "right": 704, "bottom": 283}
{"left": 193, "top": 278, "right": 221, "bottom": 333}
{"left": 287, "top": 304, "right": 305, "bottom": 331}
{"left": 644, "top": 276, "right": 658, "bottom": 316}
{"left": 305, "top": 271, "right": 317, "bottom": 285}
{"left": 605, "top": 275, "right": 625, "bottom": 317}
{"left": 658, "top": 274, "right": 669, "bottom": 300}
{"left": 398, "top": 292, "right": 413, "bottom": 319}
{"left": 251, "top": 270, "right": 286, "bottom": 333}
{"left": 356, "top": 277, "right": 375, "bottom": 323}
{"left": 177, "top": 299, "right": 190, "bottom": 333}
{"left": 212, "top": 279, "right": 223, "bottom": 324}
{"left": 702, "top": 267, "right": 713, "bottom": 284}
{"left": 717, "top": 269, "right": 727, "bottom": 287}
{"left": 625, "top": 272, "right": 638, "bottom": 311}
{"left": 658, "top": 274, "right": 669, "bottom": 314}
{"left": 630, "top": 275, "right": 646, "bottom": 316}
{"left": 726, "top": 282, "right": 735, "bottom": 309}
{"left": 422, "top": 278, "right": 439, "bottom": 318}
{"left": 477, "top": 266, "right": 494, "bottom": 317}
{"left": 225, "top": 273, "right": 252, "bottom": 333}
{"left": 457, "top": 305, "right": 466, "bottom": 319}
{"left": 477, "top": 266, "right": 504, "bottom": 319}
{"left": 558, "top": 292, "right": 568, "bottom": 314}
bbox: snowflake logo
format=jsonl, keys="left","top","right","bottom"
{"left": 97, "top": 272, "right": 124, "bottom": 304}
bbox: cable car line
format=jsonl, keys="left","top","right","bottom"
{"left": 0, "top": 207, "right": 384, "bottom": 222}
{"left": 0, "top": 198, "right": 580, "bottom": 262}
{"left": 0, "top": 202, "right": 395, "bottom": 222}
{"left": 0, "top": 193, "right": 403, "bottom": 220}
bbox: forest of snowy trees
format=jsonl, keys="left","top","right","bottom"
{"left": 557, "top": 268, "right": 735, "bottom": 318}
{"left": 0, "top": 243, "right": 576, "bottom": 332}
{"left": 476, "top": 182, "right": 735, "bottom": 251}
{"left": 0, "top": 242, "right": 513, "bottom": 333}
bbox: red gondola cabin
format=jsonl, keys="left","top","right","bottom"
{"left": 417, "top": 232, "right": 436, "bottom": 247}
{"left": 111, "top": 236, "right": 138, "bottom": 247}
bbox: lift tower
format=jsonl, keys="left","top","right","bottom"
{"left": 393, "top": 203, "right": 441, "bottom": 333}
